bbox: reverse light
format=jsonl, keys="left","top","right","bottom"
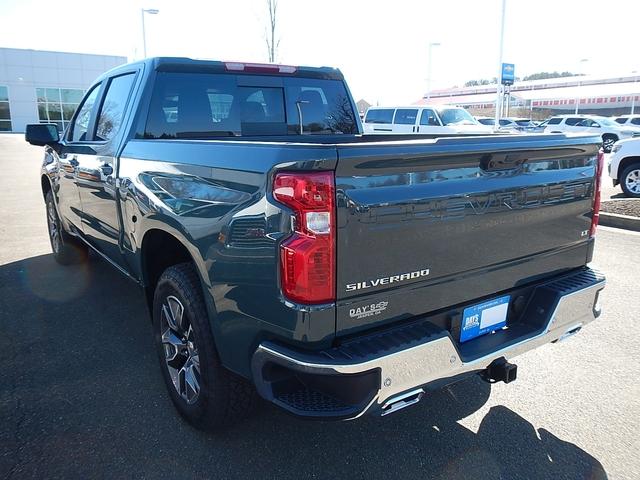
{"left": 273, "top": 172, "right": 335, "bottom": 304}
{"left": 590, "top": 150, "right": 605, "bottom": 238}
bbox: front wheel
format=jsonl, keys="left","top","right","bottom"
{"left": 45, "top": 190, "right": 87, "bottom": 265}
{"left": 602, "top": 135, "right": 618, "bottom": 153}
{"left": 620, "top": 163, "right": 640, "bottom": 198}
{"left": 153, "top": 262, "right": 256, "bottom": 430}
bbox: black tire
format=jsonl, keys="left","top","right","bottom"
{"left": 620, "top": 162, "right": 640, "bottom": 198}
{"left": 45, "top": 190, "right": 87, "bottom": 265}
{"left": 153, "top": 262, "right": 256, "bottom": 430}
{"left": 602, "top": 134, "right": 618, "bottom": 153}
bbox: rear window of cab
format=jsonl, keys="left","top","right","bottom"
{"left": 143, "top": 72, "right": 358, "bottom": 138}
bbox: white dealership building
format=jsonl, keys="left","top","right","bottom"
{"left": 0, "top": 47, "right": 126, "bottom": 133}
{"left": 417, "top": 73, "right": 640, "bottom": 118}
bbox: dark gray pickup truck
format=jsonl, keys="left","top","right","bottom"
{"left": 26, "top": 57, "right": 606, "bottom": 430}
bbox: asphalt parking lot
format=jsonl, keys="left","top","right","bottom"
{"left": 1, "top": 133, "right": 638, "bottom": 480}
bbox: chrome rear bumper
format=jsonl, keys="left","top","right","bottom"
{"left": 252, "top": 268, "right": 605, "bottom": 419}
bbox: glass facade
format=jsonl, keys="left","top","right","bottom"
{"left": 36, "top": 87, "right": 84, "bottom": 132}
{"left": 0, "top": 86, "right": 11, "bottom": 131}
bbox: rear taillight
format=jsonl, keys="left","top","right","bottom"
{"left": 590, "top": 150, "right": 605, "bottom": 238}
{"left": 273, "top": 172, "right": 335, "bottom": 304}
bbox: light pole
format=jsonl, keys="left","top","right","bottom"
{"left": 141, "top": 8, "right": 159, "bottom": 58}
{"left": 494, "top": 0, "right": 507, "bottom": 132}
{"left": 574, "top": 58, "right": 589, "bottom": 114}
{"left": 631, "top": 70, "right": 638, "bottom": 115}
{"left": 425, "top": 42, "right": 441, "bottom": 102}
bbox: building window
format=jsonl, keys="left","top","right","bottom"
{"left": 0, "top": 86, "right": 11, "bottom": 131}
{"left": 36, "top": 87, "right": 85, "bottom": 132}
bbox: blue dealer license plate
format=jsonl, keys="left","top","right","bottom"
{"left": 460, "top": 295, "right": 510, "bottom": 343}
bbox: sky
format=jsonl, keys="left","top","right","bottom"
{"left": 1, "top": 0, "right": 639, "bottom": 105}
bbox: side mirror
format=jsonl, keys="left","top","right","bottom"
{"left": 25, "top": 123, "right": 59, "bottom": 146}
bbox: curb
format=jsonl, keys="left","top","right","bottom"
{"left": 599, "top": 212, "right": 640, "bottom": 232}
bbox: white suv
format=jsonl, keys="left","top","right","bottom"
{"left": 613, "top": 114, "right": 640, "bottom": 127}
{"left": 543, "top": 114, "right": 640, "bottom": 152}
{"left": 609, "top": 138, "right": 640, "bottom": 197}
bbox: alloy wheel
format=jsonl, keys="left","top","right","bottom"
{"left": 625, "top": 168, "right": 640, "bottom": 194}
{"left": 160, "top": 295, "right": 201, "bottom": 404}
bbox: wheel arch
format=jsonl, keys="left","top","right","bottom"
{"left": 139, "top": 228, "right": 208, "bottom": 314}
{"left": 41, "top": 174, "right": 52, "bottom": 200}
{"left": 618, "top": 156, "right": 640, "bottom": 177}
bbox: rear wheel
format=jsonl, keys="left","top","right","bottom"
{"left": 620, "top": 163, "right": 640, "bottom": 198}
{"left": 153, "top": 262, "right": 256, "bottom": 430}
{"left": 602, "top": 134, "right": 618, "bottom": 153}
{"left": 45, "top": 190, "right": 87, "bottom": 265}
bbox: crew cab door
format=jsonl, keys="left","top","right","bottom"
{"left": 76, "top": 71, "right": 137, "bottom": 270}
{"left": 54, "top": 83, "right": 103, "bottom": 231}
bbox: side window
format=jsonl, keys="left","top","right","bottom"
{"left": 420, "top": 109, "right": 440, "bottom": 126}
{"left": 565, "top": 118, "right": 583, "bottom": 126}
{"left": 614, "top": 117, "right": 626, "bottom": 124}
{"left": 364, "top": 109, "right": 394, "bottom": 124}
{"left": 547, "top": 117, "right": 562, "bottom": 125}
{"left": 69, "top": 84, "right": 101, "bottom": 142}
{"left": 631, "top": 118, "right": 640, "bottom": 126}
{"left": 95, "top": 73, "right": 136, "bottom": 141}
{"left": 393, "top": 109, "right": 418, "bottom": 125}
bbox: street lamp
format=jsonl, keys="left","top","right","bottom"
{"left": 141, "top": 8, "right": 159, "bottom": 58}
{"left": 494, "top": 0, "right": 507, "bottom": 132}
{"left": 631, "top": 70, "right": 638, "bottom": 115}
{"left": 425, "top": 42, "right": 441, "bottom": 102}
{"left": 574, "top": 58, "right": 589, "bottom": 114}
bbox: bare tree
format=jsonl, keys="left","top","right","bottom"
{"left": 265, "top": 0, "right": 280, "bottom": 63}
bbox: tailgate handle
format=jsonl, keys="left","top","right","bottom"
{"left": 480, "top": 153, "right": 528, "bottom": 171}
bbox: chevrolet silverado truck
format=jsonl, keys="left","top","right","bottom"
{"left": 26, "top": 58, "right": 606, "bottom": 430}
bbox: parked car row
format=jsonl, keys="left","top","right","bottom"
{"left": 476, "top": 117, "right": 543, "bottom": 133}
{"left": 540, "top": 114, "right": 640, "bottom": 152}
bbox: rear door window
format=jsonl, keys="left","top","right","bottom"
{"left": 144, "top": 72, "right": 356, "bottom": 138}
{"left": 565, "top": 117, "right": 583, "bottom": 126}
{"left": 547, "top": 117, "right": 562, "bottom": 125}
{"left": 364, "top": 109, "right": 394, "bottom": 124}
{"left": 631, "top": 118, "right": 640, "bottom": 125}
{"left": 614, "top": 117, "right": 626, "bottom": 124}
{"left": 393, "top": 109, "right": 418, "bottom": 125}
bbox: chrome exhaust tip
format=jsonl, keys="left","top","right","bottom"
{"left": 380, "top": 388, "right": 425, "bottom": 416}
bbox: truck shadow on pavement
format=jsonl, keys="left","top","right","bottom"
{"left": 0, "top": 253, "right": 607, "bottom": 480}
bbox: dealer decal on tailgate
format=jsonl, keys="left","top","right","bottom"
{"left": 460, "top": 295, "right": 510, "bottom": 343}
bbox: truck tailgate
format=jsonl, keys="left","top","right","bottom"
{"left": 334, "top": 134, "right": 600, "bottom": 336}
